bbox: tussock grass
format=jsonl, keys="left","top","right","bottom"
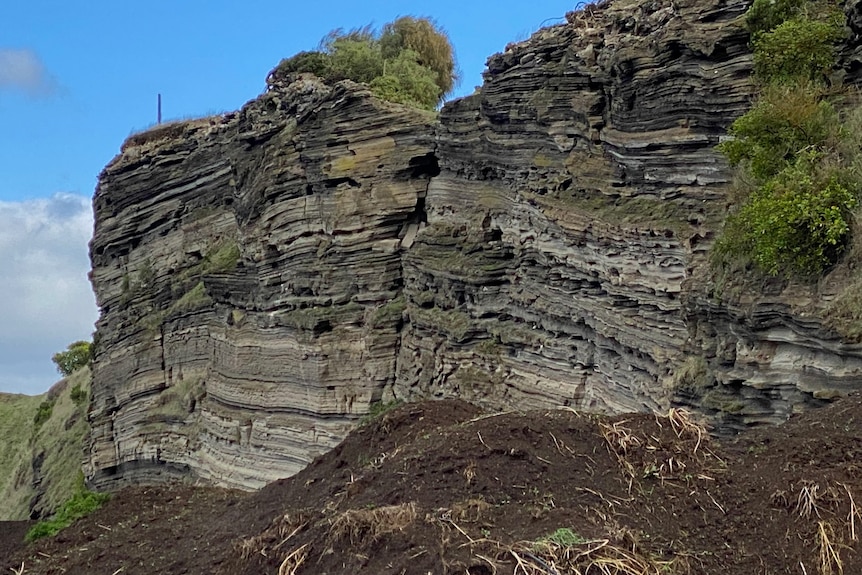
{"left": 818, "top": 520, "right": 845, "bottom": 575}
{"left": 510, "top": 537, "right": 684, "bottom": 575}
{"left": 0, "top": 393, "right": 44, "bottom": 516}
{"left": 237, "top": 513, "right": 310, "bottom": 562}
{"left": 328, "top": 502, "right": 418, "bottom": 547}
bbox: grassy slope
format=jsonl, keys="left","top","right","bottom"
{"left": 0, "top": 368, "right": 92, "bottom": 520}
{"left": 0, "top": 392, "right": 44, "bottom": 517}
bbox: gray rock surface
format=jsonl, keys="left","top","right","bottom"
{"left": 87, "top": 0, "right": 862, "bottom": 489}
{"left": 87, "top": 78, "right": 437, "bottom": 489}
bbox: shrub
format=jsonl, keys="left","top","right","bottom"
{"left": 717, "top": 161, "right": 857, "bottom": 276}
{"left": 268, "top": 17, "right": 456, "bottom": 110}
{"left": 745, "top": 0, "right": 808, "bottom": 36}
{"left": 70, "top": 383, "right": 88, "bottom": 406}
{"left": 718, "top": 82, "right": 837, "bottom": 182}
{"left": 717, "top": 0, "right": 860, "bottom": 280}
{"left": 274, "top": 50, "right": 332, "bottom": 78}
{"left": 752, "top": 16, "right": 843, "bottom": 83}
{"left": 52, "top": 340, "right": 92, "bottom": 377}
{"left": 325, "top": 29, "right": 385, "bottom": 84}
{"left": 33, "top": 399, "right": 54, "bottom": 428}
{"left": 370, "top": 50, "right": 441, "bottom": 110}
{"left": 379, "top": 16, "right": 458, "bottom": 99}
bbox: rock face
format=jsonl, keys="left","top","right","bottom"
{"left": 392, "top": 0, "right": 757, "bottom": 416}
{"left": 87, "top": 78, "right": 437, "bottom": 489}
{"left": 87, "top": 0, "right": 862, "bottom": 489}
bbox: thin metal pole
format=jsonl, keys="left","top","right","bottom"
{"left": 158, "top": 93, "right": 162, "bottom": 124}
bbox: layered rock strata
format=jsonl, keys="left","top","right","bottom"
{"left": 391, "top": 0, "right": 862, "bottom": 429}
{"left": 87, "top": 78, "right": 437, "bottom": 489}
{"left": 393, "top": 0, "right": 755, "bottom": 412}
{"left": 88, "top": 0, "right": 862, "bottom": 489}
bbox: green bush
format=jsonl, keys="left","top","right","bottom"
{"left": 718, "top": 82, "right": 837, "bottom": 182}
{"left": 715, "top": 0, "right": 859, "bottom": 280}
{"left": 745, "top": 0, "right": 808, "bottom": 36}
{"left": 26, "top": 475, "right": 110, "bottom": 542}
{"left": 370, "top": 50, "right": 441, "bottom": 110}
{"left": 52, "top": 340, "right": 92, "bottom": 377}
{"left": 275, "top": 50, "right": 332, "bottom": 77}
{"left": 325, "top": 29, "right": 385, "bottom": 84}
{"left": 379, "top": 16, "right": 458, "bottom": 100}
{"left": 33, "top": 399, "right": 54, "bottom": 428}
{"left": 752, "top": 16, "right": 843, "bottom": 83}
{"left": 269, "top": 17, "right": 456, "bottom": 110}
{"left": 70, "top": 383, "right": 88, "bottom": 406}
{"left": 717, "top": 161, "right": 857, "bottom": 275}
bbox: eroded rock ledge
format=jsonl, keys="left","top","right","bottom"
{"left": 87, "top": 0, "right": 862, "bottom": 489}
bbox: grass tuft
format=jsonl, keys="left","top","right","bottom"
{"left": 327, "top": 502, "right": 417, "bottom": 547}
{"left": 25, "top": 474, "right": 110, "bottom": 542}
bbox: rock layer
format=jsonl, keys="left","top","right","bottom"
{"left": 87, "top": 78, "right": 437, "bottom": 489}
{"left": 88, "top": 0, "right": 862, "bottom": 489}
{"left": 393, "top": 0, "right": 753, "bottom": 411}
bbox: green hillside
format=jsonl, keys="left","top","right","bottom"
{"left": 0, "top": 368, "right": 91, "bottom": 520}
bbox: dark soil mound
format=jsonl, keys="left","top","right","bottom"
{"left": 5, "top": 396, "right": 862, "bottom": 574}
{"left": 0, "top": 521, "right": 33, "bottom": 569}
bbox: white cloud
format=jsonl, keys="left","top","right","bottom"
{"left": 0, "top": 48, "right": 56, "bottom": 96}
{"left": 0, "top": 193, "right": 97, "bottom": 395}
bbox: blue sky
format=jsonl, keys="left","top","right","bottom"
{"left": 0, "top": 0, "right": 577, "bottom": 394}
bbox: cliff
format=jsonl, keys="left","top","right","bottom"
{"left": 87, "top": 0, "right": 862, "bottom": 490}
{"left": 87, "top": 79, "right": 437, "bottom": 489}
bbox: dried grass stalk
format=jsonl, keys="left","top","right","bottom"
{"left": 328, "top": 502, "right": 418, "bottom": 547}
{"left": 818, "top": 521, "right": 844, "bottom": 575}
{"left": 277, "top": 543, "right": 309, "bottom": 575}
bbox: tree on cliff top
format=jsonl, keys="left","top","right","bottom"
{"left": 379, "top": 16, "right": 459, "bottom": 99}
{"left": 52, "top": 340, "right": 92, "bottom": 377}
{"left": 269, "top": 16, "right": 458, "bottom": 110}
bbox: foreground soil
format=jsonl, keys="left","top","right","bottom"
{"left": 4, "top": 395, "right": 862, "bottom": 574}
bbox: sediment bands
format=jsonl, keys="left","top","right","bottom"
{"left": 87, "top": 0, "right": 862, "bottom": 490}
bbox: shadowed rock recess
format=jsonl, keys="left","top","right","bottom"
{"left": 87, "top": 0, "right": 862, "bottom": 490}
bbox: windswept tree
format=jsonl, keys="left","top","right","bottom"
{"left": 380, "top": 16, "right": 458, "bottom": 101}
{"left": 321, "top": 26, "right": 384, "bottom": 84}
{"left": 52, "top": 340, "right": 92, "bottom": 377}
{"left": 269, "top": 16, "right": 458, "bottom": 110}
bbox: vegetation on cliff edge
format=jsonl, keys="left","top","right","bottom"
{"left": 268, "top": 16, "right": 458, "bottom": 110}
{"left": 26, "top": 472, "right": 110, "bottom": 542}
{"left": 51, "top": 340, "right": 92, "bottom": 378}
{"left": 715, "top": 0, "right": 859, "bottom": 278}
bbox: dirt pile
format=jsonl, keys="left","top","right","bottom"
{"left": 5, "top": 396, "right": 862, "bottom": 574}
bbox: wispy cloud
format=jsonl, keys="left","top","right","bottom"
{"left": 0, "top": 48, "right": 57, "bottom": 97}
{"left": 0, "top": 193, "right": 97, "bottom": 395}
